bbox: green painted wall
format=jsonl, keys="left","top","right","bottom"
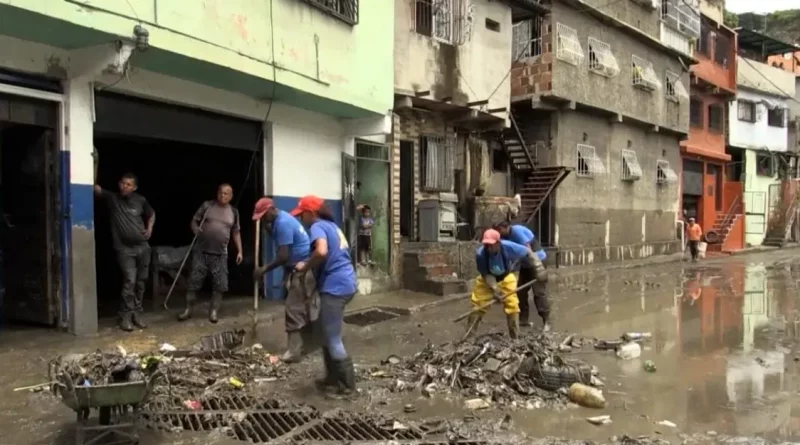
{"left": 0, "top": 0, "right": 393, "bottom": 118}
{"left": 356, "top": 158, "right": 390, "bottom": 271}
{"left": 743, "top": 150, "right": 779, "bottom": 246}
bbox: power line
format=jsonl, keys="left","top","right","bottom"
{"left": 739, "top": 56, "right": 800, "bottom": 105}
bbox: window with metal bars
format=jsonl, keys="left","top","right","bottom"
{"left": 420, "top": 134, "right": 456, "bottom": 191}
{"left": 414, "top": 0, "right": 468, "bottom": 46}
{"left": 708, "top": 103, "right": 723, "bottom": 133}
{"left": 631, "top": 55, "right": 661, "bottom": 91}
{"left": 656, "top": 160, "right": 678, "bottom": 185}
{"left": 690, "top": 97, "right": 703, "bottom": 127}
{"left": 576, "top": 144, "right": 606, "bottom": 178}
{"left": 767, "top": 107, "right": 786, "bottom": 128}
{"left": 300, "top": 0, "right": 358, "bottom": 25}
{"left": 714, "top": 32, "right": 729, "bottom": 67}
{"left": 512, "top": 17, "right": 543, "bottom": 59}
{"left": 621, "top": 149, "right": 642, "bottom": 181}
{"left": 555, "top": 23, "right": 584, "bottom": 66}
{"left": 665, "top": 71, "right": 689, "bottom": 102}
{"left": 587, "top": 37, "right": 620, "bottom": 78}
{"left": 756, "top": 153, "right": 775, "bottom": 177}
{"left": 737, "top": 100, "right": 756, "bottom": 123}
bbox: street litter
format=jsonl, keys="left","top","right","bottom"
{"left": 362, "top": 331, "right": 601, "bottom": 409}
{"left": 568, "top": 383, "right": 606, "bottom": 409}
{"left": 656, "top": 420, "right": 677, "bottom": 428}
{"left": 616, "top": 342, "right": 642, "bottom": 360}
{"left": 643, "top": 360, "right": 657, "bottom": 372}
{"left": 586, "top": 415, "right": 612, "bottom": 425}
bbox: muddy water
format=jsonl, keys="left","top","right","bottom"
{"left": 2, "top": 250, "right": 800, "bottom": 444}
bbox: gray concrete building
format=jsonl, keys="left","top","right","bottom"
{"left": 508, "top": 0, "right": 697, "bottom": 266}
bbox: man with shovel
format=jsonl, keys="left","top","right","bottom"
{"left": 466, "top": 229, "right": 547, "bottom": 339}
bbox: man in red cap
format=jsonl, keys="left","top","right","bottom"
{"left": 466, "top": 229, "right": 547, "bottom": 339}
{"left": 252, "top": 197, "right": 316, "bottom": 363}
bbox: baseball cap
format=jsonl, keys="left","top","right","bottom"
{"left": 252, "top": 197, "right": 275, "bottom": 221}
{"left": 481, "top": 229, "right": 501, "bottom": 245}
{"left": 290, "top": 195, "right": 325, "bottom": 217}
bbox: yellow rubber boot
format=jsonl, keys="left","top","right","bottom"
{"left": 506, "top": 313, "right": 520, "bottom": 339}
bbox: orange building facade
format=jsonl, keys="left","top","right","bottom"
{"left": 680, "top": 16, "right": 744, "bottom": 252}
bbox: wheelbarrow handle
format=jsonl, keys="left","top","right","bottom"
{"left": 451, "top": 279, "right": 536, "bottom": 323}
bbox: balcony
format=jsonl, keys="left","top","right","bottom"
{"left": 661, "top": 0, "right": 700, "bottom": 38}
{"left": 691, "top": 18, "right": 736, "bottom": 94}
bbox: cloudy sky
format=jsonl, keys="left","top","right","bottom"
{"left": 725, "top": 0, "right": 798, "bottom": 14}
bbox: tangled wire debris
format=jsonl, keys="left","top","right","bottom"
{"left": 361, "top": 331, "right": 599, "bottom": 409}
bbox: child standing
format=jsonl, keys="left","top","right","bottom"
{"left": 358, "top": 205, "right": 374, "bottom": 266}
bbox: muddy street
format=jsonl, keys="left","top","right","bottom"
{"left": 3, "top": 249, "right": 800, "bottom": 444}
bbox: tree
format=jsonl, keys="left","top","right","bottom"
{"left": 723, "top": 9, "right": 739, "bottom": 28}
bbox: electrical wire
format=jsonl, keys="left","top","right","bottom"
{"left": 739, "top": 56, "right": 800, "bottom": 105}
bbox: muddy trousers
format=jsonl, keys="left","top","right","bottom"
{"left": 688, "top": 240, "right": 699, "bottom": 261}
{"left": 318, "top": 293, "right": 356, "bottom": 392}
{"left": 467, "top": 274, "right": 520, "bottom": 338}
{"left": 517, "top": 266, "right": 550, "bottom": 324}
{"left": 283, "top": 270, "right": 319, "bottom": 362}
{"left": 117, "top": 245, "right": 151, "bottom": 316}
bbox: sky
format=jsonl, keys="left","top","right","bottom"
{"left": 725, "top": 0, "right": 798, "bottom": 14}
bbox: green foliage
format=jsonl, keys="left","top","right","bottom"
{"left": 723, "top": 9, "right": 739, "bottom": 28}
{"left": 736, "top": 10, "right": 800, "bottom": 44}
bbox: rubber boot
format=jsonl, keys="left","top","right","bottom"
{"left": 465, "top": 313, "right": 483, "bottom": 338}
{"left": 281, "top": 331, "right": 304, "bottom": 363}
{"left": 506, "top": 313, "right": 520, "bottom": 339}
{"left": 315, "top": 348, "right": 338, "bottom": 390}
{"left": 119, "top": 313, "right": 134, "bottom": 332}
{"left": 177, "top": 292, "right": 196, "bottom": 322}
{"left": 541, "top": 313, "right": 552, "bottom": 333}
{"left": 132, "top": 312, "right": 148, "bottom": 329}
{"left": 327, "top": 357, "right": 356, "bottom": 399}
{"left": 209, "top": 291, "right": 223, "bottom": 323}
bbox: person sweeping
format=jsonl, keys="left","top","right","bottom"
{"left": 466, "top": 229, "right": 547, "bottom": 339}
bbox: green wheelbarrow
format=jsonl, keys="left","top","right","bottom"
{"left": 51, "top": 369, "right": 161, "bottom": 445}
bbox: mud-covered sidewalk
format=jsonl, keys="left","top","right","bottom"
{"left": 3, "top": 248, "right": 800, "bottom": 445}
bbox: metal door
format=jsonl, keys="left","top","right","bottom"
{"left": 2, "top": 128, "right": 57, "bottom": 324}
{"left": 342, "top": 153, "right": 357, "bottom": 265}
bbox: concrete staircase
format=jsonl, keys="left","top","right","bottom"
{"left": 706, "top": 196, "right": 742, "bottom": 254}
{"left": 402, "top": 250, "right": 467, "bottom": 296}
{"left": 763, "top": 182, "right": 798, "bottom": 248}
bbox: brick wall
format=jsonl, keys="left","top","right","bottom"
{"left": 510, "top": 18, "right": 553, "bottom": 99}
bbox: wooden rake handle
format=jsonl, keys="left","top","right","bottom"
{"left": 451, "top": 279, "right": 536, "bottom": 323}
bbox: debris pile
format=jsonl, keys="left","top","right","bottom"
{"left": 363, "top": 332, "right": 600, "bottom": 409}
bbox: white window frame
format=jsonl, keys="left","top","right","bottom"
{"left": 664, "top": 71, "right": 689, "bottom": 102}
{"left": 632, "top": 55, "right": 662, "bottom": 92}
{"left": 512, "top": 17, "right": 544, "bottom": 59}
{"left": 576, "top": 144, "right": 606, "bottom": 178}
{"left": 621, "top": 149, "right": 643, "bottom": 181}
{"left": 414, "top": 0, "right": 468, "bottom": 46}
{"left": 587, "top": 37, "right": 620, "bottom": 78}
{"left": 556, "top": 23, "right": 584, "bottom": 66}
{"left": 656, "top": 159, "right": 678, "bottom": 185}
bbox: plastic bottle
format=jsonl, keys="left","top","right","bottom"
{"left": 622, "top": 332, "right": 652, "bottom": 342}
{"left": 615, "top": 342, "right": 642, "bottom": 360}
{"left": 568, "top": 383, "right": 606, "bottom": 409}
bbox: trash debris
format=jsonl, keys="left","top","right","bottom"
{"left": 362, "top": 331, "right": 598, "bottom": 409}
{"left": 159, "top": 343, "right": 177, "bottom": 352}
{"left": 464, "top": 398, "right": 491, "bottom": 410}
{"left": 182, "top": 400, "right": 202, "bottom": 410}
{"left": 643, "top": 360, "right": 657, "bottom": 372}
{"left": 595, "top": 339, "right": 623, "bottom": 350}
{"left": 228, "top": 377, "right": 244, "bottom": 389}
{"left": 567, "top": 383, "right": 606, "bottom": 409}
{"left": 622, "top": 332, "right": 652, "bottom": 342}
{"left": 616, "top": 342, "right": 642, "bottom": 360}
{"left": 586, "top": 415, "right": 612, "bottom": 425}
{"left": 656, "top": 420, "right": 677, "bottom": 428}
{"left": 403, "top": 404, "right": 416, "bottom": 413}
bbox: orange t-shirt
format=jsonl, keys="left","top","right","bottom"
{"left": 688, "top": 223, "right": 702, "bottom": 241}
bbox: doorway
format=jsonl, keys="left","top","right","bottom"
{"left": 399, "top": 140, "right": 414, "bottom": 239}
{"left": 0, "top": 117, "right": 61, "bottom": 326}
{"left": 354, "top": 141, "right": 390, "bottom": 272}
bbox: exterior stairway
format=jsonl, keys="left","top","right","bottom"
{"left": 501, "top": 110, "right": 571, "bottom": 225}
{"left": 763, "top": 182, "right": 798, "bottom": 247}
{"left": 706, "top": 196, "right": 742, "bottom": 253}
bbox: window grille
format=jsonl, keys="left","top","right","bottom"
{"left": 300, "top": 0, "right": 358, "bottom": 25}
{"left": 664, "top": 71, "right": 689, "bottom": 102}
{"left": 737, "top": 100, "right": 756, "bottom": 123}
{"left": 713, "top": 32, "right": 729, "bottom": 67}
{"left": 767, "top": 107, "right": 787, "bottom": 128}
{"left": 555, "top": 23, "right": 584, "bottom": 66}
{"left": 756, "top": 153, "right": 775, "bottom": 177}
{"left": 708, "top": 103, "right": 724, "bottom": 133}
{"left": 587, "top": 37, "right": 620, "bottom": 77}
{"left": 656, "top": 160, "right": 678, "bottom": 185}
{"left": 632, "top": 55, "right": 661, "bottom": 91}
{"left": 420, "top": 134, "right": 456, "bottom": 191}
{"left": 576, "top": 144, "right": 606, "bottom": 178}
{"left": 660, "top": 0, "right": 700, "bottom": 38}
{"left": 512, "top": 17, "right": 543, "bottom": 59}
{"left": 414, "top": 0, "right": 469, "bottom": 46}
{"left": 621, "top": 149, "right": 643, "bottom": 181}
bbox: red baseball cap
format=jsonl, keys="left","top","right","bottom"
{"left": 252, "top": 197, "right": 275, "bottom": 221}
{"left": 290, "top": 195, "right": 325, "bottom": 217}
{"left": 481, "top": 229, "right": 501, "bottom": 245}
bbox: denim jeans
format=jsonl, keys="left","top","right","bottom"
{"left": 320, "top": 293, "right": 354, "bottom": 360}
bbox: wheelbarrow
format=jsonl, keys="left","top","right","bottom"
{"left": 51, "top": 369, "right": 161, "bottom": 445}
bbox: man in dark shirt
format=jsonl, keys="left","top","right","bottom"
{"left": 94, "top": 172, "right": 156, "bottom": 332}
{"left": 178, "top": 184, "right": 243, "bottom": 323}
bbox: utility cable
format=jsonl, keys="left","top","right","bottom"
{"left": 739, "top": 56, "right": 800, "bottom": 105}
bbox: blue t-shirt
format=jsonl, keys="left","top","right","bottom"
{"left": 309, "top": 219, "right": 357, "bottom": 297}
{"left": 271, "top": 210, "right": 311, "bottom": 266}
{"left": 506, "top": 225, "right": 546, "bottom": 261}
{"left": 476, "top": 240, "right": 530, "bottom": 276}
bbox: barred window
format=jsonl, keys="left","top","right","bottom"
{"left": 300, "top": 0, "right": 358, "bottom": 25}
{"left": 737, "top": 100, "right": 756, "bottom": 123}
{"left": 420, "top": 134, "right": 456, "bottom": 191}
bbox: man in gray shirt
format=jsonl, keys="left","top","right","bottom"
{"left": 94, "top": 172, "right": 155, "bottom": 332}
{"left": 178, "top": 184, "right": 243, "bottom": 323}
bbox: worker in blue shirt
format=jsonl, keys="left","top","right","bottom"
{"left": 466, "top": 229, "right": 547, "bottom": 339}
{"left": 252, "top": 197, "right": 316, "bottom": 363}
{"left": 495, "top": 221, "right": 551, "bottom": 331}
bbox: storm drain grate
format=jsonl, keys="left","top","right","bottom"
{"left": 295, "top": 412, "right": 424, "bottom": 442}
{"left": 343, "top": 308, "right": 401, "bottom": 326}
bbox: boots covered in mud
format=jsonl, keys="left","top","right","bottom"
{"left": 506, "top": 313, "right": 520, "bottom": 339}
{"left": 177, "top": 291, "right": 196, "bottom": 322}
{"left": 315, "top": 347, "right": 338, "bottom": 391}
{"left": 326, "top": 356, "right": 356, "bottom": 399}
{"left": 209, "top": 291, "right": 223, "bottom": 323}
{"left": 282, "top": 331, "right": 304, "bottom": 363}
{"left": 464, "top": 313, "right": 483, "bottom": 338}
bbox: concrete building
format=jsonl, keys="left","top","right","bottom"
{"left": 681, "top": 10, "right": 742, "bottom": 253}
{"left": 0, "top": 0, "right": 393, "bottom": 334}
{"left": 508, "top": 0, "right": 695, "bottom": 266}
{"left": 391, "top": 0, "right": 547, "bottom": 293}
{"left": 726, "top": 29, "right": 798, "bottom": 247}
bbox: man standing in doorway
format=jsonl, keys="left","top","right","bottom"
{"left": 95, "top": 173, "right": 156, "bottom": 332}
{"left": 687, "top": 217, "right": 703, "bottom": 262}
{"left": 178, "top": 184, "right": 243, "bottom": 323}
